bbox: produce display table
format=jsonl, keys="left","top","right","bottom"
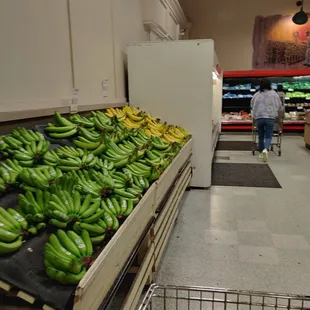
{"left": 0, "top": 138, "right": 193, "bottom": 310}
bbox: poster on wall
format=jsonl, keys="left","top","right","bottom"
{"left": 253, "top": 14, "right": 310, "bottom": 69}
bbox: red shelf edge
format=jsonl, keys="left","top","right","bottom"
{"left": 224, "top": 70, "right": 310, "bottom": 78}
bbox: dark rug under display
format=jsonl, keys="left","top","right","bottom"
{"left": 212, "top": 163, "right": 281, "bottom": 188}
{"left": 217, "top": 141, "right": 256, "bottom": 151}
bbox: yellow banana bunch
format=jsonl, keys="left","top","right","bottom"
{"left": 168, "top": 127, "right": 185, "bottom": 140}
{"left": 123, "top": 106, "right": 145, "bottom": 122}
{"left": 123, "top": 118, "right": 142, "bottom": 129}
{"left": 105, "top": 108, "right": 116, "bottom": 118}
{"left": 163, "top": 133, "right": 183, "bottom": 143}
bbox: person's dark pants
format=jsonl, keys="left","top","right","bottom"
{"left": 256, "top": 118, "right": 275, "bottom": 153}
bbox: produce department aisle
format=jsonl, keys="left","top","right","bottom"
{"left": 156, "top": 135, "right": 310, "bottom": 295}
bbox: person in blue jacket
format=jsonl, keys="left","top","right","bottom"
{"left": 251, "top": 79, "right": 282, "bottom": 162}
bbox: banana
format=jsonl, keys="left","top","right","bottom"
{"left": 81, "top": 229, "right": 93, "bottom": 257}
{"left": 67, "top": 230, "right": 87, "bottom": 257}
{"left": 0, "top": 236, "right": 23, "bottom": 255}
{"left": 49, "top": 128, "right": 78, "bottom": 139}
{"left": 56, "top": 229, "right": 81, "bottom": 258}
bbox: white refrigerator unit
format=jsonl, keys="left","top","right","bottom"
{"left": 128, "top": 40, "right": 222, "bottom": 188}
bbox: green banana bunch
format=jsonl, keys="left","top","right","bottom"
{"left": 92, "top": 111, "right": 115, "bottom": 133}
{"left": 44, "top": 229, "right": 92, "bottom": 284}
{"left": 150, "top": 135, "right": 171, "bottom": 151}
{"left": 0, "top": 164, "right": 20, "bottom": 194}
{"left": 73, "top": 136, "right": 106, "bottom": 155}
{"left": 51, "top": 174, "right": 77, "bottom": 194}
{"left": 72, "top": 210, "right": 118, "bottom": 242}
{"left": 13, "top": 140, "right": 50, "bottom": 166}
{"left": 18, "top": 190, "right": 50, "bottom": 230}
{"left": 125, "top": 162, "right": 152, "bottom": 179}
{"left": 19, "top": 167, "right": 63, "bottom": 190}
{"left": 2, "top": 136, "right": 23, "bottom": 154}
{"left": 0, "top": 207, "right": 28, "bottom": 255}
{"left": 48, "top": 190, "right": 104, "bottom": 229}
{"left": 44, "top": 112, "right": 78, "bottom": 139}
{"left": 0, "top": 159, "right": 23, "bottom": 190}
{"left": 0, "top": 136, "right": 9, "bottom": 159}
{"left": 11, "top": 128, "right": 44, "bottom": 145}
{"left": 100, "top": 197, "right": 134, "bottom": 219}
{"left": 42, "top": 150, "right": 60, "bottom": 166}
{"left": 57, "top": 151, "right": 98, "bottom": 172}
{"left": 94, "top": 158, "right": 114, "bottom": 171}
{"left": 70, "top": 113, "right": 94, "bottom": 128}
{"left": 56, "top": 146, "right": 84, "bottom": 159}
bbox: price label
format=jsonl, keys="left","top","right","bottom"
{"left": 71, "top": 88, "right": 79, "bottom": 113}
{"left": 102, "top": 79, "right": 109, "bottom": 99}
{"left": 250, "top": 89, "right": 256, "bottom": 92}
{"left": 288, "top": 88, "right": 294, "bottom": 92}
{"left": 297, "top": 106, "right": 304, "bottom": 110}
{"left": 285, "top": 97, "right": 290, "bottom": 100}
{"left": 306, "top": 98, "right": 310, "bottom": 100}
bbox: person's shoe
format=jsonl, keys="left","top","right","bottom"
{"left": 259, "top": 153, "right": 263, "bottom": 160}
{"left": 262, "top": 149, "right": 268, "bottom": 162}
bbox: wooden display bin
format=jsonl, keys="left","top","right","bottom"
{"left": 74, "top": 184, "right": 156, "bottom": 310}
{"left": 153, "top": 139, "right": 192, "bottom": 212}
{"left": 73, "top": 139, "right": 193, "bottom": 310}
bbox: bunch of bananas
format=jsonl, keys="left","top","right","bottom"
{"left": 0, "top": 207, "right": 27, "bottom": 255}
{"left": 42, "top": 150, "right": 60, "bottom": 166}
{"left": 105, "top": 107, "right": 126, "bottom": 122}
{"left": 45, "top": 112, "right": 78, "bottom": 139}
{"left": 44, "top": 229, "right": 92, "bottom": 284}
{"left": 92, "top": 111, "right": 115, "bottom": 133}
{"left": 56, "top": 146, "right": 84, "bottom": 159}
{"left": 122, "top": 106, "right": 146, "bottom": 129}
{"left": 18, "top": 190, "right": 50, "bottom": 231}
{"left": 94, "top": 158, "right": 114, "bottom": 171}
{"left": 101, "top": 197, "right": 134, "bottom": 219}
{"left": 69, "top": 114, "right": 94, "bottom": 128}
{"left": 144, "top": 117, "right": 167, "bottom": 138}
{"left": 47, "top": 190, "right": 104, "bottom": 228}
{"left": 13, "top": 140, "right": 50, "bottom": 167}
{"left": 0, "top": 159, "right": 23, "bottom": 194}
{"left": 163, "top": 126, "right": 188, "bottom": 144}
{"left": 19, "top": 167, "right": 63, "bottom": 190}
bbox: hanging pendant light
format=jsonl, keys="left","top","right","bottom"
{"left": 293, "top": 1, "right": 308, "bottom": 25}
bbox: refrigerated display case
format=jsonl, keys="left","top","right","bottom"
{"left": 222, "top": 70, "right": 310, "bottom": 131}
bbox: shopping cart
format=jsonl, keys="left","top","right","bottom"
{"left": 138, "top": 284, "right": 310, "bottom": 310}
{"left": 252, "top": 116, "right": 283, "bottom": 157}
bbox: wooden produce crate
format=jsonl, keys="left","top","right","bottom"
{"left": 153, "top": 162, "right": 192, "bottom": 269}
{"left": 153, "top": 139, "right": 192, "bottom": 212}
{"left": 73, "top": 139, "right": 193, "bottom": 310}
{"left": 121, "top": 161, "right": 192, "bottom": 310}
{"left": 74, "top": 184, "right": 156, "bottom": 310}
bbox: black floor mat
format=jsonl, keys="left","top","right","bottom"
{"left": 212, "top": 163, "right": 281, "bottom": 188}
{"left": 217, "top": 141, "right": 255, "bottom": 151}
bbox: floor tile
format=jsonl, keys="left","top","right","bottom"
{"left": 238, "top": 246, "right": 279, "bottom": 265}
{"left": 238, "top": 231, "right": 274, "bottom": 247}
{"left": 205, "top": 230, "right": 238, "bottom": 245}
{"left": 237, "top": 220, "right": 269, "bottom": 232}
{"left": 272, "top": 234, "right": 310, "bottom": 249}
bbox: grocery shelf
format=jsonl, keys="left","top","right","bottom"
{"left": 222, "top": 70, "right": 310, "bottom": 131}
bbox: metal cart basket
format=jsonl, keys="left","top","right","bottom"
{"left": 138, "top": 284, "right": 310, "bottom": 310}
{"left": 252, "top": 115, "right": 284, "bottom": 157}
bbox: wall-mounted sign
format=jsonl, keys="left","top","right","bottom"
{"left": 253, "top": 14, "right": 310, "bottom": 69}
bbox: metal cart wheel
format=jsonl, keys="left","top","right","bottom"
{"left": 279, "top": 150, "right": 282, "bottom": 156}
{"left": 252, "top": 150, "right": 255, "bottom": 155}
{"left": 270, "top": 146, "right": 274, "bottom": 151}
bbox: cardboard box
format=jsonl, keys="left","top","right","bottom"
{"left": 306, "top": 112, "right": 310, "bottom": 125}
{"left": 305, "top": 123, "right": 310, "bottom": 146}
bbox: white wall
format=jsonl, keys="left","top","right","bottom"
{"left": 179, "top": 0, "right": 297, "bottom": 70}
{"left": 0, "top": 0, "right": 148, "bottom": 116}
{"left": 0, "top": 0, "right": 73, "bottom": 112}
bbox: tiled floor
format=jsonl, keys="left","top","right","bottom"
{"left": 156, "top": 134, "right": 310, "bottom": 295}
